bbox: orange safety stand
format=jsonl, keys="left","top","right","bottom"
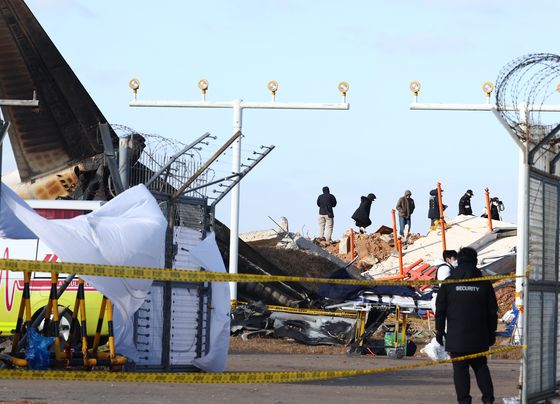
{"left": 397, "top": 238, "right": 404, "bottom": 277}
{"left": 485, "top": 188, "right": 493, "bottom": 232}
{"left": 349, "top": 228, "right": 356, "bottom": 260}
{"left": 391, "top": 209, "right": 398, "bottom": 248}
{"left": 437, "top": 182, "right": 447, "bottom": 251}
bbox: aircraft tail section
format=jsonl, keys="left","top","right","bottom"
{"left": 0, "top": 0, "right": 116, "bottom": 182}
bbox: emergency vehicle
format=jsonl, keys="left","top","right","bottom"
{"left": 0, "top": 199, "right": 106, "bottom": 340}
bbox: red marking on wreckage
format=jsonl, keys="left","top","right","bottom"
{"left": 1, "top": 248, "right": 95, "bottom": 312}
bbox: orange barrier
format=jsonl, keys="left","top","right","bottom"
{"left": 349, "top": 228, "right": 355, "bottom": 261}
{"left": 485, "top": 188, "right": 493, "bottom": 232}
{"left": 376, "top": 259, "right": 438, "bottom": 289}
{"left": 406, "top": 262, "right": 437, "bottom": 291}
{"left": 391, "top": 209, "right": 398, "bottom": 248}
{"left": 374, "top": 274, "right": 405, "bottom": 281}
{"left": 397, "top": 238, "right": 404, "bottom": 277}
{"left": 403, "top": 259, "right": 424, "bottom": 276}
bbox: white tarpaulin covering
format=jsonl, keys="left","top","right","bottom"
{"left": 0, "top": 183, "right": 167, "bottom": 361}
{"left": 190, "top": 231, "right": 230, "bottom": 372}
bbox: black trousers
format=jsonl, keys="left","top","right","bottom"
{"left": 449, "top": 352, "right": 494, "bottom": 404}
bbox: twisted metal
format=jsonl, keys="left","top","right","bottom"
{"left": 495, "top": 53, "right": 560, "bottom": 141}
{"left": 111, "top": 124, "right": 215, "bottom": 196}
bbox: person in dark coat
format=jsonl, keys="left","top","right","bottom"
{"left": 481, "top": 197, "right": 505, "bottom": 222}
{"left": 489, "top": 197, "right": 504, "bottom": 221}
{"left": 458, "top": 190, "right": 474, "bottom": 216}
{"left": 351, "top": 193, "right": 376, "bottom": 232}
{"left": 395, "top": 190, "right": 415, "bottom": 236}
{"left": 435, "top": 247, "right": 498, "bottom": 404}
{"left": 317, "top": 186, "right": 337, "bottom": 242}
{"left": 428, "top": 189, "right": 447, "bottom": 226}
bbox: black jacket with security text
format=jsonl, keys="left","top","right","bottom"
{"left": 435, "top": 262, "right": 498, "bottom": 353}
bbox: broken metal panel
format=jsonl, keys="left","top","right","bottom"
{"left": 271, "top": 312, "right": 356, "bottom": 346}
{"left": 0, "top": 0, "right": 117, "bottom": 181}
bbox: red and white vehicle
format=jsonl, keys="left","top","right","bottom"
{"left": 0, "top": 200, "right": 105, "bottom": 338}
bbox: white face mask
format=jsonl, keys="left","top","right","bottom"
{"left": 449, "top": 259, "right": 458, "bottom": 268}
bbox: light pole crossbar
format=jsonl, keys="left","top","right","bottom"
{"left": 130, "top": 93, "right": 349, "bottom": 302}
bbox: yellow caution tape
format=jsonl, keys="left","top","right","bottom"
{"left": 232, "top": 300, "right": 359, "bottom": 318}
{"left": 0, "top": 345, "right": 525, "bottom": 384}
{"left": 0, "top": 259, "right": 526, "bottom": 286}
{"left": 263, "top": 304, "right": 358, "bottom": 318}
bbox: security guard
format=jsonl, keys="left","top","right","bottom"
{"left": 435, "top": 247, "right": 498, "bottom": 404}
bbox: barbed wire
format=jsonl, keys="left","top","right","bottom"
{"left": 495, "top": 53, "right": 560, "bottom": 141}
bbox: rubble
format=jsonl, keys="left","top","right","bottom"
{"left": 236, "top": 215, "right": 516, "bottom": 353}
{"left": 322, "top": 232, "right": 394, "bottom": 272}
{"left": 364, "top": 215, "right": 517, "bottom": 278}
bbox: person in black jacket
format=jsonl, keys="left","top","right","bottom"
{"left": 489, "top": 197, "right": 504, "bottom": 221}
{"left": 458, "top": 190, "right": 474, "bottom": 216}
{"left": 481, "top": 197, "right": 505, "bottom": 222}
{"left": 351, "top": 193, "right": 376, "bottom": 233}
{"left": 428, "top": 189, "right": 447, "bottom": 226}
{"left": 317, "top": 186, "right": 337, "bottom": 242}
{"left": 435, "top": 247, "right": 498, "bottom": 404}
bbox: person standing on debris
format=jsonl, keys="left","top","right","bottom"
{"left": 428, "top": 189, "right": 447, "bottom": 226}
{"left": 351, "top": 193, "right": 376, "bottom": 233}
{"left": 489, "top": 197, "right": 504, "bottom": 221}
{"left": 458, "top": 190, "right": 474, "bottom": 216}
{"left": 435, "top": 247, "right": 498, "bottom": 404}
{"left": 481, "top": 197, "right": 505, "bottom": 221}
{"left": 395, "top": 190, "right": 415, "bottom": 237}
{"left": 317, "top": 186, "right": 337, "bottom": 242}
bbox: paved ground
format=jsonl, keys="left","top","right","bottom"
{"left": 0, "top": 354, "right": 520, "bottom": 404}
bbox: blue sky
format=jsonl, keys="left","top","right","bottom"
{"left": 4, "top": 0, "right": 560, "bottom": 236}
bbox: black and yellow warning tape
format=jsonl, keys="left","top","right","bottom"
{"left": 0, "top": 259, "right": 527, "bottom": 286}
{"left": 0, "top": 345, "right": 525, "bottom": 384}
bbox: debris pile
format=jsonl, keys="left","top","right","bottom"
{"left": 494, "top": 280, "right": 516, "bottom": 317}
{"left": 321, "top": 232, "right": 395, "bottom": 272}
{"left": 235, "top": 216, "right": 517, "bottom": 355}
{"left": 364, "top": 215, "right": 517, "bottom": 278}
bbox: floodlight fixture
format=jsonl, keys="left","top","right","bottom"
{"left": 482, "top": 81, "right": 494, "bottom": 96}
{"left": 128, "top": 78, "right": 140, "bottom": 93}
{"left": 267, "top": 80, "right": 279, "bottom": 101}
{"left": 198, "top": 79, "right": 209, "bottom": 93}
{"left": 267, "top": 80, "right": 279, "bottom": 94}
{"left": 337, "top": 81, "right": 350, "bottom": 96}
{"left": 409, "top": 80, "right": 421, "bottom": 96}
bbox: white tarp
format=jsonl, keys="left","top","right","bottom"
{"left": 190, "top": 232, "right": 230, "bottom": 372}
{"left": 0, "top": 183, "right": 167, "bottom": 361}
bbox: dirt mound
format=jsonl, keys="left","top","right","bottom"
{"left": 322, "top": 233, "right": 394, "bottom": 271}
{"left": 494, "top": 280, "right": 515, "bottom": 317}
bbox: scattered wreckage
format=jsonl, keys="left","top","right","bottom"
{"left": 232, "top": 216, "right": 518, "bottom": 358}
